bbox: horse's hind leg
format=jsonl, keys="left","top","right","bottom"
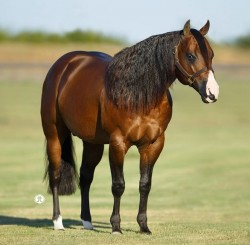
{"left": 80, "top": 142, "right": 104, "bottom": 230}
{"left": 46, "top": 129, "right": 65, "bottom": 230}
{"left": 44, "top": 123, "right": 77, "bottom": 230}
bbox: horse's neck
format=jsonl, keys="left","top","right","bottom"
{"left": 105, "top": 31, "right": 181, "bottom": 113}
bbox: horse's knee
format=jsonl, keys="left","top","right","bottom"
{"left": 112, "top": 181, "right": 125, "bottom": 197}
{"left": 139, "top": 180, "right": 151, "bottom": 195}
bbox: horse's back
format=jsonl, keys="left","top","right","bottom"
{"left": 41, "top": 51, "right": 112, "bottom": 143}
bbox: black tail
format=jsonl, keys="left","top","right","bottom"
{"left": 44, "top": 135, "right": 78, "bottom": 195}
{"left": 59, "top": 134, "right": 78, "bottom": 195}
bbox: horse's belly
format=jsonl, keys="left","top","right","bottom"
{"left": 71, "top": 123, "right": 109, "bottom": 144}
{"left": 60, "top": 97, "right": 109, "bottom": 144}
{"left": 58, "top": 58, "right": 110, "bottom": 144}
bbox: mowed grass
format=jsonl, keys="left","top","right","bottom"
{"left": 0, "top": 73, "right": 250, "bottom": 244}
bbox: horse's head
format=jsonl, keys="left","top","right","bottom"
{"left": 175, "top": 20, "right": 219, "bottom": 103}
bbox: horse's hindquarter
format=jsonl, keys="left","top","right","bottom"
{"left": 57, "top": 52, "right": 110, "bottom": 143}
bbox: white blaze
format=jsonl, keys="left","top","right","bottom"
{"left": 206, "top": 70, "right": 219, "bottom": 102}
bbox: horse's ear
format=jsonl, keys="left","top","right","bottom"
{"left": 200, "top": 20, "right": 210, "bottom": 36}
{"left": 183, "top": 20, "right": 191, "bottom": 36}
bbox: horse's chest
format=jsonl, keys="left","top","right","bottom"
{"left": 102, "top": 92, "right": 172, "bottom": 145}
{"left": 126, "top": 120, "right": 161, "bottom": 144}
{"left": 125, "top": 116, "right": 166, "bottom": 145}
{"left": 104, "top": 108, "right": 171, "bottom": 146}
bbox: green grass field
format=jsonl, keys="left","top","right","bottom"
{"left": 0, "top": 71, "right": 249, "bottom": 244}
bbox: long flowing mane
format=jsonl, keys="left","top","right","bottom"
{"left": 105, "top": 31, "right": 181, "bottom": 112}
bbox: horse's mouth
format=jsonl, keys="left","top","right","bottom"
{"left": 202, "top": 96, "right": 209, "bottom": 103}
{"left": 201, "top": 95, "right": 217, "bottom": 103}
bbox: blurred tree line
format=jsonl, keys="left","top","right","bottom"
{"left": 0, "top": 29, "right": 250, "bottom": 48}
{"left": 234, "top": 33, "right": 250, "bottom": 49}
{"left": 0, "top": 29, "right": 126, "bottom": 45}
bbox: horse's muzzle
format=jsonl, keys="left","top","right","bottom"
{"left": 192, "top": 79, "right": 219, "bottom": 104}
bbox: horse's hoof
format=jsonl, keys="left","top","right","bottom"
{"left": 82, "top": 220, "right": 94, "bottom": 230}
{"left": 140, "top": 227, "right": 152, "bottom": 235}
{"left": 53, "top": 215, "right": 65, "bottom": 230}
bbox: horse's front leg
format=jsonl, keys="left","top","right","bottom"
{"left": 137, "top": 134, "right": 165, "bottom": 234}
{"left": 109, "top": 134, "right": 129, "bottom": 234}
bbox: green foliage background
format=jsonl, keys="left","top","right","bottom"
{"left": 1, "top": 29, "right": 250, "bottom": 48}
{"left": 234, "top": 33, "right": 250, "bottom": 48}
{"left": 0, "top": 29, "right": 125, "bottom": 44}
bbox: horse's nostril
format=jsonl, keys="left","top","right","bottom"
{"left": 208, "top": 93, "right": 215, "bottom": 100}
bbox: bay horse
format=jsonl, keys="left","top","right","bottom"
{"left": 41, "top": 20, "right": 219, "bottom": 234}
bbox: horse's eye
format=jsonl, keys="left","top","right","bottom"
{"left": 186, "top": 53, "right": 196, "bottom": 63}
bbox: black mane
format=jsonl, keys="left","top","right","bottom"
{"left": 105, "top": 31, "right": 181, "bottom": 113}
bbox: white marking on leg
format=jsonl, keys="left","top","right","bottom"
{"left": 53, "top": 215, "right": 65, "bottom": 230}
{"left": 82, "top": 220, "right": 94, "bottom": 230}
{"left": 112, "top": 231, "right": 122, "bottom": 235}
{"left": 206, "top": 70, "right": 219, "bottom": 102}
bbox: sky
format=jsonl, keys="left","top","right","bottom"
{"left": 1, "top": 0, "right": 250, "bottom": 43}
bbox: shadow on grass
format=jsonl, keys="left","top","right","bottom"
{"left": 0, "top": 215, "right": 80, "bottom": 229}
{"left": 0, "top": 216, "right": 140, "bottom": 234}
